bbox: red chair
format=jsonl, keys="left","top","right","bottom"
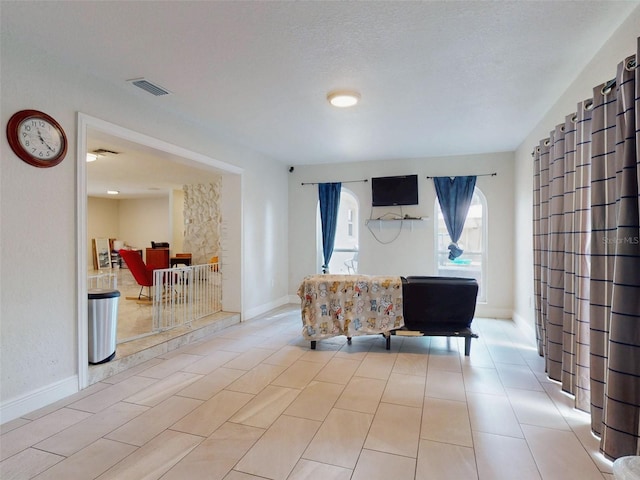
{"left": 119, "top": 249, "right": 155, "bottom": 301}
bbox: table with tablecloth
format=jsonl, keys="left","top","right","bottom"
{"left": 297, "top": 274, "right": 404, "bottom": 344}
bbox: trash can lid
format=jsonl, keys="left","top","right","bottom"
{"left": 88, "top": 289, "right": 121, "bottom": 299}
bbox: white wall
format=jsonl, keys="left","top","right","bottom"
{"left": 288, "top": 152, "right": 515, "bottom": 318}
{"left": 118, "top": 197, "right": 171, "bottom": 261}
{"left": 512, "top": 8, "right": 640, "bottom": 336}
{"left": 1, "top": 33, "right": 288, "bottom": 420}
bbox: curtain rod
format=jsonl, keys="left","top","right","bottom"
{"left": 301, "top": 179, "right": 369, "bottom": 186}
{"left": 426, "top": 172, "right": 497, "bottom": 179}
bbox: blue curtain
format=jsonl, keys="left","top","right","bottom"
{"left": 434, "top": 176, "right": 477, "bottom": 260}
{"left": 319, "top": 182, "right": 341, "bottom": 273}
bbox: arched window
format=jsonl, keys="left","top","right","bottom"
{"left": 316, "top": 188, "right": 359, "bottom": 274}
{"left": 434, "top": 187, "right": 487, "bottom": 302}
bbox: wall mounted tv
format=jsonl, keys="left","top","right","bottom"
{"left": 371, "top": 174, "right": 419, "bottom": 207}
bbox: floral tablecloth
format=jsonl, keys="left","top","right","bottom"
{"left": 297, "top": 274, "right": 404, "bottom": 341}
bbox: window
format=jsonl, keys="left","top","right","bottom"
{"left": 435, "top": 187, "right": 487, "bottom": 302}
{"left": 317, "top": 189, "right": 359, "bottom": 274}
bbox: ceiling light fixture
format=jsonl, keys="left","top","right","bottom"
{"left": 107, "top": 190, "right": 119, "bottom": 195}
{"left": 327, "top": 90, "right": 360, "bottom": 108}
{"left": 86, "top": 153, "right": 98, "bottom": 162}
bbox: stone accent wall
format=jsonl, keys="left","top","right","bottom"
{"left": 183, "top": 181, "right": 221, "bottom": 265}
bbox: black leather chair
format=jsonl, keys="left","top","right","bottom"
{"left": 395, "top": 276, "right": 479, "bottom": 355}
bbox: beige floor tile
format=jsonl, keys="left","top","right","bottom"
{"left": 224, "top": 471, "right": 265, "bottom": 479}
{"left": 425, "top": 368, "right": 467, "bottom": 402}
{"left": 427, "top": 349, "right": 462, "bottom": 373}
{"left": 334, "top": 376, "right": 387, "bottom": 414}
{"left": 181, "top": 349, "right": 242, "bottom": 374}
{"left": 421, "top": 397, "right": 473, "bottom": 447}
{"left": 229, "top": 385, "right": 300, "bottom": 428}
{"left": 351, "top": 449, "right": 416, "bottom": 480}
{"left": 223, "top": 348, "right": 278, "bottom": 370}
{"left": 474, "top": 431, "right": 541, "bottom": 480}
{"left": 314, "top": 357, "right": 362, "bottom": 384}
{"left": 334, "top": 341, "right": 373, "bottom": 361}
{"left": 34, "top": 401, "right": 148, "bottom": 456}
{"left": 181, "top": 337, "right": 237, "bottom": 356}
{"left": 288, "top": 458, "right": 352, "bottom": 480}
{"left": 354, "top": 351, "right": 397, "bottom": 380}
{"left": 30, "top": 439, "right": 136, "bottom": 480}
{"left": 397, "top": 335, "right": 431, "bottom": 354}
{"left": 485, "top": 343, "right": 528, "bottom": 366}
{"left": 0, "top": 408, "right": 92, "bottom": 461}
{"left": 495, "top": 362, "right": 544, "bottom": 391}
{"left": 564, "top": 414, "right": 614, "bottom": 474}
{"left": 124, "top": 371, "right": 203, "bottom": 406}
{"left": 67, "top": 375, "right": 158, "bottom": 413}
{"left": 462, "top": 365, "right": 506, "bottom": 395}
{"left": 271, "top": 360, "right": 325, "bottom": 388}
{"left": 381, "top": 372, "right": 426, "bottom": 408}
{"left": 284, "top": 381, "right": 345, "bottom": 421}
{"left": 176, "top": 367, "right": 246, "bottom": 401}
{"left": 467, "top": 391, "right": 523, "bottom": 438}
{"left": 0, "top": 447, "right": 63, "bottom": 479}
{"left": 262, "top": 346, "right": 307, "bottom": 367}
{"left": 299, "top": 347, "right": 340, "bottom": 364}
{"left": 106, "top": 395, "right": 202, "bottom": 446}
{"left": 392, "top": 352, "right": 429, "bottom": 376}
{"left": 303, "top": 408, "right": 373, "bottom": 469}
{"left": 0, "top": 417, "right": 31, "bottom": 433}
{"left": 226, "top": 363, "right": 288, "bottom": 394}
{"left": 416, "top": 439, "right": 478, "bottom": 480}
{"left": 364, "top": 402, "right": 422, "bottom": 457}
{"left": 171, "top": 389, "right": 254, "bottom": 437}
{"left": 137, "top": 353, "right": 203, "bottom": 379}
{"left": 522, "top": 424, "right": 605, "bottom": 480}
{"left": 161, "top": 422, "right": 264, "bottom": 480}
{"left": 506, "top": 388, "right": 571, "bottom": 431}
{"left": 96, "top": 430, "right": 202, "bottom": 480}
{"left": 235, "top": 415, "right": 321, "bottom": 480}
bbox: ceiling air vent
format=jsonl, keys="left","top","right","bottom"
{"left": 128, "top": 78, "right": 171, "bottom": 96}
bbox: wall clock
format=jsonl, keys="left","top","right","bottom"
{"left": 6, "top": 110, "right": 68, "bottom": 168}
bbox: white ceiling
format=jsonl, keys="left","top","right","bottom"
{"left": 3, "top": 1, "right": 637, "bottom": 197}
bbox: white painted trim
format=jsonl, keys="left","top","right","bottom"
{"left": 76, "top": 113, "right": 244, "bottom": 389}
{"left": 243, "top": 296, "right": 290, "bottom": 321}
{"left": 0, "top": 376, "right": 78, "bottom": 424}
{"left": 513, "top": 311, "right": 536, "bottom": 342}
{"left": 474, "top": 306, "right": 512, "bottom": 319}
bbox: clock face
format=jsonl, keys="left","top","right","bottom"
{"left": 6, "top": 110, "right": 67, "bottom": 168}
{"left": 18, "top": 116, "right": 64, "bottom": 160}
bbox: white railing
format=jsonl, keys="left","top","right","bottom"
{"left": 152, "top": 263, "right": 222, "bottom": 332}
{"left": 88, "top": 272, "right": 117, "bottom": 289}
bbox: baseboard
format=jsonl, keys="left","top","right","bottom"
{"left": 1, "top": 375, "right": 78, "bottom": 425}
{"left": 513, "top": 310, "right": 536, "bottom": 342}
{"left": 244, "top": 295, "right": 290, "bottom": 321}
{"left": 474, "top": 306, "right": 512, "bottom": 319}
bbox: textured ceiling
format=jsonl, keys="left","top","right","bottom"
{"left": 2, "top": 1, "right": 637, "bottom": 196}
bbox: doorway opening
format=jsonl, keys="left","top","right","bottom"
{"left": 78, "top": 113, "right": 243, "bottom": 388}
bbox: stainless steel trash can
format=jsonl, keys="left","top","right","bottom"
{"left": 88, "top": 288, "right": 120, "bottom": 364}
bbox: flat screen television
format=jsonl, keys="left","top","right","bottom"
{"left": 371, "top": 174, "right": 419, "bottom": 206}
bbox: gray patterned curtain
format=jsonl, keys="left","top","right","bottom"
{"left": 532, "top": 39, "right": 639, "bottom": 460}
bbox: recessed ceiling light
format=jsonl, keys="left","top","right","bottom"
{"left": 327, "top": 90, "right": 360, "bottom": 108}
{"left": 107, "top": 190, "right": 119, "bottom": 195}
{"left": 86, "top": 153, "right": 98, "bottom": 162}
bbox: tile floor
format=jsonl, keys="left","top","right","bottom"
{"left": 0, "top": 305, "right": 614, "bottom": 479}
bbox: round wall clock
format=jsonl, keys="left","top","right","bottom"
{"left": 6, "top": 110, "right": 68, "bottom": 168}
